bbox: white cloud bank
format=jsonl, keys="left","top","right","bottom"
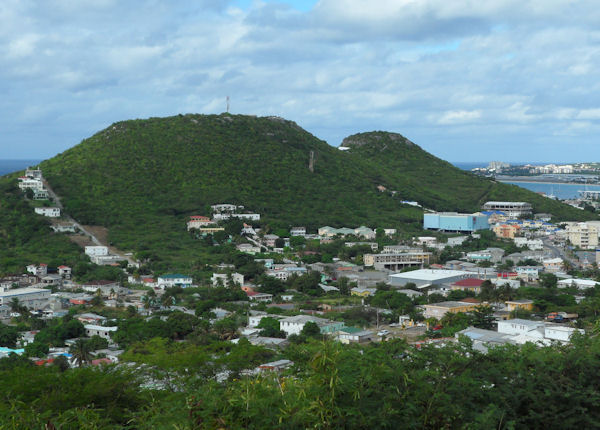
{"left": 0, "top": 0, "right": 599, "bottom": 162}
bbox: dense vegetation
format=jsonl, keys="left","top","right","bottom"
{"left": 3, "top": 334, "right": 600, "bottom": 428}
{"left": 32, "top": 114, "right": 593, "bottom": 270}
{"left": 0, "top": 180, "right": 86, "bottom": 274}
{"left": 343, "top": 131, "right": 598, "bottom": 219}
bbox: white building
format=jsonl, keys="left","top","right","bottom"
{"left": 85, "top": 246, "right": 109, "bottom": 257}
{"left": 557, "top": 278, "right": 599, "bottom": 289}
{"left": 497, "top": 319, "right": 583, "bottom": 344}
{"left": 34, "top": 207, "right": 60, "bottom": 217}
{"left": 279, "top": 315, "right": 340, "bottom": 336}
{"left": 157, "top": 274, "right": 193, "bottom": 289}
{"left": 18, "top": 177, "right": 44, "bottom": 191}
{"left": 290, "top": 227, "right": 306, "bottom": 237}
{"left": 236, "top": 243, "right": 261, "bottom": 254}
{"left": 232, "top": 213, "right": 261, "bottom": 221}
{"left": 84, "top": 324, "right": 117, "bottom": 340}
{"left": 0, "top": 287, "right": 51, "bottom": 309}
{"left": 211, "top": 204, "right": 242, "bottom": 213}
{"left": 389, "top": 269, "right": 472, "bottom": 288}
{"left": 482, "top": 202, "right": 533, "bottom": 218}
{"left": 211, "top": 272, "right": 244, "bottom": 287}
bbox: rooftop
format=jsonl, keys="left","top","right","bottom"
{"left": 391, "top": 269, "right": 471, "bottom": 281}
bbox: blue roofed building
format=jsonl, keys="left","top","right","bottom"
{"left": 423, "top": 212, "right": 489, "bottom": 233}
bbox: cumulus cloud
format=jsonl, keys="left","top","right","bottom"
{"left": 0, "top": 0, "right": 599, "bottom": 162}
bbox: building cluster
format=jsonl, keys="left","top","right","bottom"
{"left": 18, "top": 168, "right": 61, "bottom": 218}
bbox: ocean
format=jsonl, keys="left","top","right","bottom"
{"left": 0, "top": 160, "right": 42, "bottom": 176}
{"left": 451, "top": 162, "right": 487, "bottom": 170}
{"left": 501, "top": 181, "right": 600, "bottom": 200}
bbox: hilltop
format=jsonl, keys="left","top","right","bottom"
{"left": 0, "top": 113, "right": 588, "bottom": 270}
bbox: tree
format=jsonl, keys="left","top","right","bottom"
{"left": 0, "top": 324, "right": 19, "bottom": 348}
{"left": 540, "top": 273, "right": 558, "bottom": 289}
{"left": 257, "top": 317, "right": 286, "bottom": 338}
{"left": 24, "top": 341, "right": 49, "bottom": 358}
{"left": 471, "top": 305, "right": 495, "bottom": 330}
{"left": 70, "top": 339, "right": 92, "bottom": 367}
{"left": 300, "top": 321, "right": 321, "bottom": 339}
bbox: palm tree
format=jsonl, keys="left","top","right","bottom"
{"left": 70, "top": 339, "right": 92, "bottom": 367}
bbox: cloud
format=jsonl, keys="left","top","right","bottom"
{"left": 438, "top": 110, "right": 482, "bottom": 125}
{"left": 0, "top": 0, "right": 599, "bottom": 162}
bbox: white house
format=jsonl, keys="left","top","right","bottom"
{"left": 34, "top": 207, "right": 60, "bottom": 217}
{"left": 187, "top": 215, "right": 214, "bottom": 230}
{"left": 26, "top": 264, "right": 48, "bottom": 277}
{"left": 278, "top": 315, "right": 343, "bottom": 336}
{"left": 232, "top": 213, "right": 260, "bottom": 221}
{"left": 157, "top": 274, "right": 193, "bottom": 289}
{"left": 211, "top": 204, "right": 242, "bottom": 213}
{"left": 290, "top": 227, "right": 306, "bottom": 237}
{"left": 18, "top": 177, "right": 44, "bottom": 191}
{"left": 84, "top": 324, "right": 117, "bottom": 340}
{"left": 211, "top": 273, "right": 244, "bottom": 287}
{"left": 85, "top": 246, "right": 109, "bottom": 257}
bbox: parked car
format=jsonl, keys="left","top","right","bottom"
{"left": 377, "top": 330, "right": 390, "bottom": 336}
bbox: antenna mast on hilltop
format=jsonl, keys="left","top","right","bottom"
{"left": 226, "top": 96, "right": 230, "bottom": 113}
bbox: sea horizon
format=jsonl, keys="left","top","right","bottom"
{"left": 0, "top": 159, "right": 43, "bottom": 176}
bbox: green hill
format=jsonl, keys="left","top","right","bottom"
{"left": 0, "top": 113, "right": 583, "bottom": 271}
{"left": 341, "top": 131, "right": 594, "bottom": 218}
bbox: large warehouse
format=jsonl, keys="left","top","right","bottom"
{"left": 423, "top": 212, "right": 489, "bottom": 232}
{"left": 389, "top": 269, "right": 473, "bottom": 288}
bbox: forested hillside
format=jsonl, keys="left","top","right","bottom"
{"left": 343, "top": 131, "right": 598, "bottom": 218}
{"left": 0, "top": 179, "right": 85, "bottom": 273}
{"left": 29, "top": 113, "right": 593, "bottom": 268}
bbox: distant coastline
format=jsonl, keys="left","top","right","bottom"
{"left": 0, "top": 159, "right": 42, "bottom": 176}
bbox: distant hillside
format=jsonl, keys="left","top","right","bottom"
{"left": 342, "top": 131, "right": 595, "bottom": 219}
{"left": 27, "top": 114, "right": 592, "bottom": 269}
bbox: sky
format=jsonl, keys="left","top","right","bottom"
{"left": 1, "top": 0, "right": 599, "bottom": 162}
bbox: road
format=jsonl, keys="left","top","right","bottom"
{"left": 44, "top": 179, "right": 138, "bottom": 266}
{"left": 542, "top": 238, "right": 578, "bottom": 268}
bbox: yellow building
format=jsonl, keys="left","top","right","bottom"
{"left": 422, "top": 301, "right": 479, "bottom": 319}
{"left": 493, "top": 224, "right": 520, "bottom": 239}
{"left": 505, "top": 300, "right": 534, "bottom": 312}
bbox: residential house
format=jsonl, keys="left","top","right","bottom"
{"left": 157, "top": 274, "right": 193, "bottom": 289}
{"left": 515, "top": 266, "right": 539, "bottom": 281}
{"left": 350, "top": 287, "right": 376, "bottom": 297}
{"left": 290, "top": 227, "right": 306, "bottom": 236}
{"left": 211, "top": 272, "right": 244, "bottom": 287}
{"left": 264, "top": 234, "right": 280, "bottom": 248}
{"left": 336, "top": 327, "right": 374, "bottom": 344}
{"left": 422, "top": 301, "right": 479, "bottom": 319}
{"left": 34, "top": 207, "right": 60, "bottom": 217}
{"left": 451, "top": 278, "right": 485, "bottom": 294}
{"left": 85, "top": 246, "right": 109, "bottom": 257}
{"left": 543, "top": 258, "right": 564, "bottom": 273}
{"left": 84, "top": 324, "right": 117, "bottom": 340}
{"left": 58, "top": 265, "right": 72, "bottom": 279}
{"left": 279, "top": 315, "right": 344, "bottom": 336}
{"left": 505, "top": 299, "right": 534, "bottom": 312}
{"left": 187, "top": 215, "right": 214, "bottom": 230}
{"left": 26, "top": 264, "right": 48, "bottom": 277}
{"left": 237, "top": 243, "right": 261, "bottom": 254}
{"left": 246, "top": 291, "right": 273, "bottom": 302}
